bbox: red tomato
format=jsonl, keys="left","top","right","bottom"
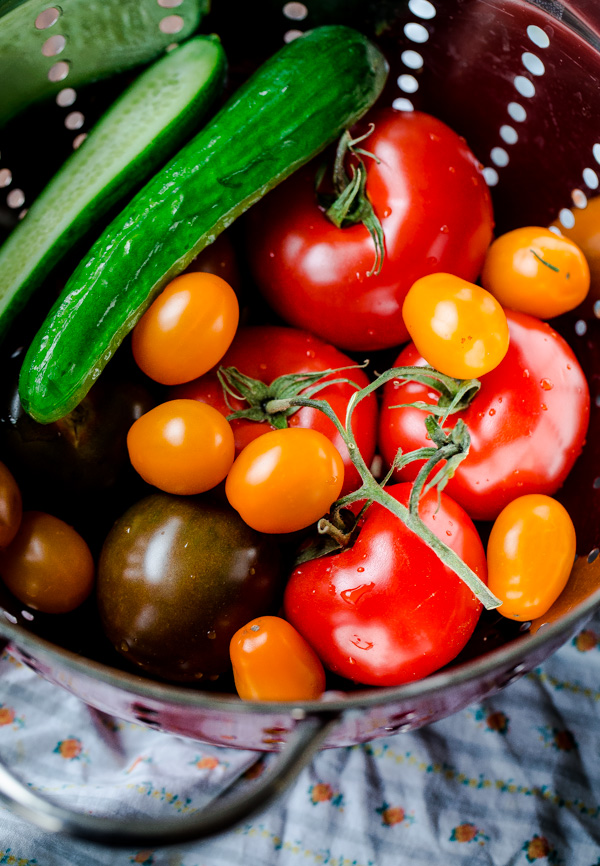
{"left": 283, "top": 483, "right": 487, "bottom": 687}
{"left": 378, "top": 310, "right": 590, "bottom": 522}
{"left": 171, "top": 325, "right": 378, "bottom": 496}
{"left": 244, "top": 108, "right": 494, "bottom": 352}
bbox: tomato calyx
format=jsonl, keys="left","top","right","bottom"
{"left": 316, "top": 125, "right": 385, "bottom": 276}
{"left": 271, "top": 367, "right": 501, "bottom": 611}
{"left": 217, "top": 362, "right": 367, "bottom": 429}
{"left": 382, "top": 365, "right": 482, "bottom": 424}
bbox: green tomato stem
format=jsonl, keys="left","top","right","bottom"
{"left": 266, "top": 367, "right": 501, "bottom": 611}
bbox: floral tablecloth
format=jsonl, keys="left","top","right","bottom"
{"left": 1, "top": 610, "right": 600, "bottom": 866}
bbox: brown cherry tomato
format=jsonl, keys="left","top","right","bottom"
{"left": 230, "top": 615, "right": 326, "bottom": 701}
{"left": 0, "top": 511, "right": 95, "bottom": 613}
{"left": 0, "top": 461, "right": 22, "bottom": 548}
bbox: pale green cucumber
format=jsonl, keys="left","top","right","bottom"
{"left": 0, "top": 35, "right": 226, "bottom": 339}
{"left": 0, "top": 0, "right": 209, "bottom": 127}
{"left": 20, "top": 25, "right": 388, "bottom": 424}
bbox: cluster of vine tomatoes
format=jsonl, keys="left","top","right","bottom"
{"left": 0, "top": 107, "right": 593, "bottom": 704}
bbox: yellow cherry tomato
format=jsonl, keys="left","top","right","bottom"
{"left": 550, "top": 198, "right": 600, "bottom": 316}
{"left": 225, "top": 427, "right": 344, "bottom": 534}
{"left": 230, "top": 615, "right": 326, "bottom": 701}
{"left": 481, "top": 226, "right": 590, "bottom": 319}
{"left": 127, "top": 399, "right": 235, "bottom": 495}
{"left": 132, "top": 272, "right": 239, "bottom": 385}
{"left": 402, "top": 273, "right": 510, "bottom": 379}
{"left": 487, "top": 494, "right": 576, "bottom": 621}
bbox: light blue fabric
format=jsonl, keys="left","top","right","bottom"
{"left": 1, "top": 611, "right": 599, "bottom": 865}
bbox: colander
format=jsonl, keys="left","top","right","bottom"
{"left": 0, "top": 0, "right": 600, "bottom": 848}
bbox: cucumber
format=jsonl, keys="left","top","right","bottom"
{"left": 0, "top": 36, "right": 226, "bottom": 341}
{"left": 0, "top": 0, "right": 209, "bottom": 127}
{"left": 19, "top": 25, "right": 388, "bottom": 424}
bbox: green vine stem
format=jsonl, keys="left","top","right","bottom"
{"left": 266, "top": 366, "right": 501, "bottom": 611}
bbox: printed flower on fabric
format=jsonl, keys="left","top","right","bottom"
{"left": 472, "top": 706, "right": 509, "bottom": 734}
{"left": 450, "top": 823, "right": 489, "bottom": 845}
{"left": 539, "top": 727, "right": 578, "bottom": 752}
{"left": 190, "top": 754, "right": 228, "bottom": 771}
{"left": 130, "top": 852, "right": 154, "bottom": 866}
{"left": 376, "top": 802, "right": 415, "bottom": 827}
{"left": 53, "top": 736, "right": 88, "bottom": 761}
{"left": 0, "top": 850, "right": 38, "bottom": 866}
{"left": 308, "top": 782, "right": 344, "bottom": 809}
{"left": 523, "top": 835, "right": 561, "bottom": 863}
{"left": 573, "top": 629, "right": 598, "bottom": 652}
{"left": 0, "top": 704, "right": 24, "bottom": 730}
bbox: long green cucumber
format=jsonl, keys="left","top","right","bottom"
{"left": 0, "top": 36, "right": 226, "bottom": 341}
{"left": 19, "top": 25, "right": 388, "bottom": 424}
{"left": 0, "top": 0, "right": 209, "bottom": 127}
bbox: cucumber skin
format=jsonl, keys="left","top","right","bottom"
{"left": 0, "top": 0, "right": 209, "bottom": 127}
{"left": 0, "top": 36, "right": 227, "bottom": 341}
{"left": 20, "top": 25, "right": 389, "bottom": 424}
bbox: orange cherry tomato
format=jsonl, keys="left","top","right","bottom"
{"left": 402, "top": 273, "right": 510, "bottom": 379}
{"left": 0, "top": 511, "right": 94, "bottom": 613}
{"left": 481, "top": 226, "right": 590, "bottom": 319}
{"left": 131, "top": 272, "right": 239, "bottom": 385}
{"left": 0, "top": 461, "right": 22, "bottom": 548}
{"left": 487, "top": 494, "right": 576, "bottom": 621}
{"left": 127, "top": 399, "right": 235, "bottom": 495}
{"left": 230, "top": 615, "right": 326, "bottom": 701}
{"left": 225, "top": 427, "right": 344, "bottom": 534}
{"left": 551, "top": 197, "right": 600, "bottom": 316}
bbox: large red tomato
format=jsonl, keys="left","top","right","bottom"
{"left": 244, "top": 108, "right": 494, "bottom": 352}
{"left": 283, "top": 483, "right": 487, "bottom": 687}
{"left": 171, "top": 325, "right": 377, "bottom": 495}
{"left": 378, "top": 310, "right": 590, "bottom": 522}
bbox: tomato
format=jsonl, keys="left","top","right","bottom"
{"left": 0, "top": 461, "right": 22, "bottom": 548}
{"left": 131, "top": 272, "right": 239, "bottom": 385}
{"left": 0, "top": 511, "right": 94, "bottom": 613}
{"left": 487, "top": 494, "right": 576, "bottom": 621}
{"left": 244, "top": 108, "right": 494, "bottom": 352}
{"left": 172, "top": 325, "right": 378, "bottom": 495}
{"left": 378, "top": 309, "right": 590, "bottom": 522}
{"left": 402, "top": 273, "right": 509, "bottom": 379}
{"left": 550, "top": 197, "right": 600, "bottom": 317}
{"left": 127, "top": 399, "right": 235, "bottom": 495}
{"left": 283, "top": 483, "right": 487, "bottom": 687}
{"left": 98, "top": 494, "right": 283, "bottom": 682}
{"left": 481, "top": 226, "right": 590, "bottom": 319}
{"left": 229, "top": 615, "right": 326, "bottom": 701}
{"left": 183, "top": 230, "right": 242, "bottom": 292}
{"left": 225, "top": 427, "right": 344, "bottom": 534}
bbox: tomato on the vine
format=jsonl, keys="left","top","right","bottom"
{"left": 132, "top": 271, "right": 239, "bottom": 385}
{"left": 402, "top": 273, "right": 509, "bottom": 379}
{"left": 171, "top": 325, "right": 378, "bottom": 496}
{"left": 244, "top": 108, "right": 494, "bottom": 352}
{"left": 283, "top": 483, "right": 487, "bottom": 687}
{"left": 127, "top": 399, "right": 235, "bottom": 495}
{"left": 225, "top": 427, "right": 344, "bottom": 534}
{"left": 481, "top": 226, "right": 590, "bottom": 319}
{"left": 487, "top": 494, "right": 576, "bottom": 621}
{"left": 230, "top": 615, "right": 326, "bottom": 701}
{"left": 378, "top": 309, "right": 590, "bottom": 522}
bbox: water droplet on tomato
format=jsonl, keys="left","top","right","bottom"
{"left": 540, "top": 378, "right": 553, "bottom": 390}
{"left": 426, "top": 256, "right": 438, "bottom": 266}
{"left": 367, "top": 329, "right": 375, "bottom": 337}
{"left": 489, "top": 408, "right": 496, "bottom": 416}
{"left": 541, "top": 403, "right": 548, "bottom": 411}
{"left": 341, "top": 582, "right": 375, "bottom": 605}
{"left": 448, "top": 166, "right": 456, "bottom": 174}
{"left": 383, "top": 207, "right": 392, "bottom": 218}
{"left": 207, "top": 630, "right": 217, "bottom": 640}
{"left": 357, "top": 566, "right": 364, "bottom": 573}
{"left": 440, "top": 225, "right": 449, "bottom": 233}
{"left": 446, "top": 530, "right": 452, "bottom": 537}
{"left": 120, "top": 641, "right": 129, "bottom": 653}
{"left": 523, "top": 369, "right": 530, "bottom": 378}
{"left": 348, "top": 657, "right": 356, "bottom": 665}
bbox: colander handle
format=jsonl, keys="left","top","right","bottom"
{"left": 0, "top": 709, "right": 341, "bottom": 846}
